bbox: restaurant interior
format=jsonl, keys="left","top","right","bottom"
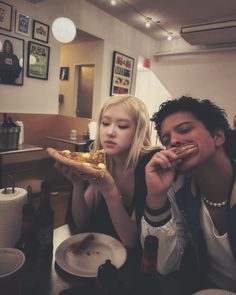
{"left": 1, "top": 0, "right": 236, "bottom": 294}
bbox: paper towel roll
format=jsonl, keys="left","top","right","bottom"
{"left": 88, "top": 121, "right": 97, "bottom": 140}
{"left": 0, "top": 188, "right": 27, "bottom": 247}
{"left": 16, "top": 121, "right": 24, "bottom": 145}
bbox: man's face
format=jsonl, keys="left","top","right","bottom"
{"left": 160, "top": 111, "right": 223, "bottom": 175}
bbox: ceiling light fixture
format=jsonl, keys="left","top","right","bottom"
{"left": 114, "top": 0, "right": 173, "bottom": 40}
{"left": 167, "top": 32, "right": 173, "bottom": 41}
{"left": 110, "top": 0, "right": 117, "bottom": 5}
{"left": 52, "top": 17, "right": 76, "bottom": 43}
{"left": 145, "top": 17, "right": 152, "bottom": 28}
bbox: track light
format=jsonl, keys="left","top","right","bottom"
{"left": 145, "top": 17, "right": 152, "bottom": 28}
{"left": 110, "top": 0, "right": 117, "bottom": 5}
{"left": 167, "top": 32, "right": 173, "bottom": 41}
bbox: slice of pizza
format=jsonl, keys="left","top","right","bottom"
{"left": 174, "top": 143, "right": 198, "bottom": 159}
{"left": 46, "top": 147, "right": 106, "bottom": 177}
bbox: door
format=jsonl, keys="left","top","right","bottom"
{"left": 76, "top": 65, "right": 94, "bottom": 118}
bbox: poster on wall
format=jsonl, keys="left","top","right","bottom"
{"left": 15, "top": 11, "right": 30, "bottom": 37}
{"left": 110, "top": 51, "right": 134, "bottom": 96}
{"left": 0, "top": 1, "right": 12, "bottom": 31}
{"left": 27, "top": 41, "right": 50, "bottom": 80}
{"left": 0, "top": 33, "right": 24, "bottom": 86}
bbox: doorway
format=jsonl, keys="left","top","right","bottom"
{"left": 76, "top": 65, "right": 95, "bottom": 118}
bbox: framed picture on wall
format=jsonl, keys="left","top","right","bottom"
{"left": 27, "top": 41, "right": 50, "bottom": 80}
{"left": 32, "top": 20, "right": 49, "bottom": 43}
{"left": 60, "top": 67, "right": 69, "bottom": 80}
{"left": 15, "top": 11, "right": 30, "bottom": 37}
{"left": 0, "top": 33, "right": 24, "bottom": 86}
{"left": 110, "top": 51, "right": 134, "bottom": 96}
{"left": 0, "top": 1, "right": 13, "bottom": 31}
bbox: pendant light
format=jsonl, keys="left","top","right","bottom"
{"left": 52, "top": 17, "right": 76, "bottom": 43}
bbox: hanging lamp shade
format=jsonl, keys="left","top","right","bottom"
{"left": 52, "top": 17, "right": 76, "bottom": 43}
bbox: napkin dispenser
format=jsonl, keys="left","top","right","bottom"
{"left": 0, "top": 126, "right": 20, "bottom": 151}
{"left": 0, "top": 186, "right": 27, "bottom": 247}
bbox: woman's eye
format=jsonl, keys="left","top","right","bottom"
{"left": 118, "top": 125, "right": 129, "bottom": 129}
{"left": 101, "top": 122, "right": 109, "bottom": 126}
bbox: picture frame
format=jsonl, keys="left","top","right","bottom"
{"left": 32, "top": 20, "right": 49, "bottom": 43}
{"left": 0, "top": 33, "right": 24, "bottom": 86}
{"left": 60, "top": 67, "right": 69, "bottom": 80}
{"left": 110, "top": 51, "right": 134, "bottom": 96}
{"left": 0, "top": 1, "right": 12, "bottom": 31}
{"left": 27, "top": 41, "right": 50, "bottom": 80}
{"left": 15, "top": 11, "right": 30, "bottom": 37}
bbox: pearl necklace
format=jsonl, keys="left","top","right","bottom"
{"left": 201, "top": 194, "right": 227, "bottom": 208}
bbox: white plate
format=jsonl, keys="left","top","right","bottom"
{"left": 55, "top": 232, "right": 127, "bottom": 277}
{"left": 193, "top": 289, "right": 236, "bottom": 295}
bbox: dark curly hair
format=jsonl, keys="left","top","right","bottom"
{"left": 151, "top": 96, "right": 235, "bottom": 159}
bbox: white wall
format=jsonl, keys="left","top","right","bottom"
{"left": 0, "top": 0, "right": 159, "bottom": 115}
{"left": 152, "top": 37, "right": 236, "bottom": 127}
{"left": 59, "top": 40, "right": 104, "bottom": 117}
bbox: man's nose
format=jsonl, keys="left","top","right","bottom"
{"left": 169, "top": 135, "right": 182, "bottom": 148}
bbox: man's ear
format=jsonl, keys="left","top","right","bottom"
{"left": 213, "top": 128, "right": 225, "bottom": 146}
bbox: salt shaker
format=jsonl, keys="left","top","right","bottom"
{"left": 70, "top": 129, "right": 77, "bottom": 140}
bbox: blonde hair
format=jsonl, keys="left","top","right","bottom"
{"left": 94, "top": 94, "right": 155, "bottom": 169}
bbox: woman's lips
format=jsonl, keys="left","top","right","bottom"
{"left": 104, "top": 140, "right": 116, "bottom": 147}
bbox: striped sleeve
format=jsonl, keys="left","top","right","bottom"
{"left": 143, "top": 199, "right": 172, "bottom": 227}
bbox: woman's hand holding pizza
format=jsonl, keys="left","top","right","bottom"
{"left": 54, "top": 161, "right": 84, "bottom": 185}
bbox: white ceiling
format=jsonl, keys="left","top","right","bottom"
{"left": 86, "top": 0, "right": 236, "bottom": 41}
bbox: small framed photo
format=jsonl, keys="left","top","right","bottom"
{"left": 27, "top": 41, "right": 50, "bottom": 80}
{"left": 60, "top": 67, "right": 69, "bottom": 80}
{"left": 32, "top": 20, "right": 49, "bottom": 43}
{"left": 110, "top": 51, "right": 134, "bottom": 96}
{"left": 0, "top": 1, "right": 13, "bottom": 31}
{"left": 0, "top": 33, "right": 24, "bottom": 86}
{"left": 15, "top": 11, "right": 30, "bottom": 37}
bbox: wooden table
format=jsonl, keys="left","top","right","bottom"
{"left": 0, "top": 143, "right": 43, "bottom": 188}
{"left": 21, "top": 224, "right": 185, "bottom": 295}
{"left": 46, "top": 136, "right": 91, "bottom": 152}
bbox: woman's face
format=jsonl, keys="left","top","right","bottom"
{"left": 99, "top": 104, "right": 136, "bottom": 156}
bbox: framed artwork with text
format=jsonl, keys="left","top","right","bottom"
{"left": 15, "top": 11, "right": 30, "bottom": 37}
{"left": 110, "top": 51, "right": 134, "bottom": 96}
{"left": 32, "top": 20, "right": 49, "bottom": 43}
{"left": 27, "top": 41, "right": 50, "bottom": 80}
{"left": 0, "top": 1, "right": 12, "bottom": 31}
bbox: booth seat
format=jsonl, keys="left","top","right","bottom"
{"left": 1, "top": 112, "right": 91, "bottom": 191}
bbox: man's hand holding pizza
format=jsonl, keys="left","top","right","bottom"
{"left": 145, "top": 143, "right": 198, "bottom": 209}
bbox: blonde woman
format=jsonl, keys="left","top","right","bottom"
{"left": 56, "top": 95, "right": 159, "bottom": 248}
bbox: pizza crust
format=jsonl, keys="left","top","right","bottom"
{"left": 46, "top": 147, "right": 106, "bottom": 178}
{"left": 175, "top": 143, "right": 198, "bottom": 159}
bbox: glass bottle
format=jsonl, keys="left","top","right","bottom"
{"left": 8, "top": 116, "right": 17, "bottom": 127}
{"left": 137, "top": 235, "right": 161, "bottom": 295}
{"left": 15, "top": 185, "right": 38, "bottom": 262}
{"left": 35, "top": 181, "right": 54, "bottom": 264}
{"left": 2, "top": 113, "right": 9, "bottom": 127}
{"left": 97, "top": 259, "right": 130, "bottom": 295}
